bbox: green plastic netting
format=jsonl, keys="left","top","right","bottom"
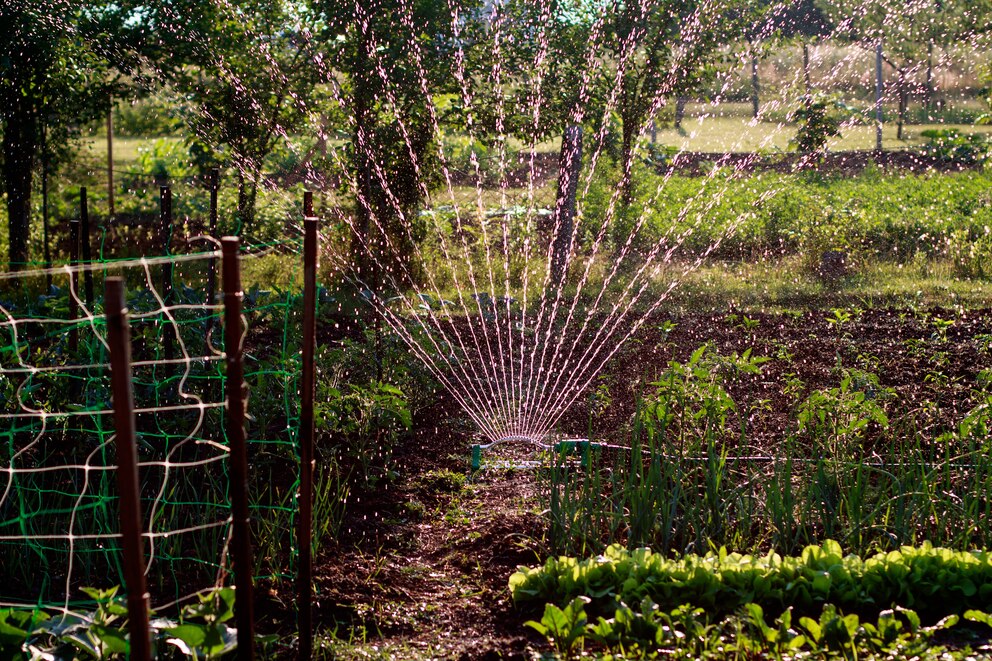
{"left": 0, "top": 246, "right": 304, "bottom": 617}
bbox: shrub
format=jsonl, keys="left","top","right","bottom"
{"left": 790, "top": 95, "right": 843, "bottom": 156}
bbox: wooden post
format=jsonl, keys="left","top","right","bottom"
{"left": 296, "top": 216, "right": 318, "bottom": 661}
{"left": 107, "top": 98, "right": 115, "bottom": 217}
{"left": 222, "top": 237, "right": 256, "bottom": 661}
{"left": 68, "top": 220, "right": 80, "bottom": 354}
{"left": 206, "top": 169, "right": 220, "bottom": 344}
{"left": 897, "top": 66, "right": 907, "bottom": 141}
{"left": 160, "top": 186, "right": 175, "bottom": 365}
{"left": 80, "top": 186, "right": 94, "bottom": 309}
{"left": 303, "top": 190, "right": 313, "bottom": 218}
{"left": 41, "top": 122, "right": 52, "bottom": 289}
{"left": 551, "top": 124, "right": 582, "bottom": 285}
{"left": 105, "top": 277, "right": 152, "bottom": 661}
{"left": 875, "top": 39, "right": 884, "bottom": 152}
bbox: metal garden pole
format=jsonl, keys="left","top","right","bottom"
{"left": 222, "top": 237, "right": 256, "bottom": 661}
{"left": 297, "top": 215, "right": 318, "bottom": 660}
{"left": 80, "top": 186, "right": 94, "bottom": 309}
{"left": 160, "top": 186, "right": 175, "bottom": 371}
{"left": 105, "top": 277, "right": 152, "bottom": 661}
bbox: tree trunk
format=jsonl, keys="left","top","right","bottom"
{"left": 619, "top": 117, "right": 637, "bottom": 208}
{"left": 751, "top": 53, "right": 760, "bottom": 118}
{"left": 349, "top": 26, "right": 378, "bottom": 287}
{"left": 551, "top": 125, "right": 582, "bottom": 285}
{"left": 675, "top": 96, "right": 687, "bottom": 129}
{"left": 350, "top": 84, "right": 374, "bottom": 278}
{"left": 925, "top": 41, "right": 934, "bottom": 114}
{"left": 318, "top": 114, "right": 329, "bottom": 158}
{"left": 803, "top": 43, "right": 812, "bottom": 98}
{"left": 875, "top": 40, "right": 883, "bottom": 152}
{"left": 236, "top": 168, "right": 258, "bottom": 233}
{"left": 897, "top": 67, "right": 907, "bottom": 141}
{"left": 2, "top": 107, "right": 37, "bottom": 270}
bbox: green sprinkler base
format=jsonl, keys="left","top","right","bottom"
{"left": 470, "top": 437, "right": 601, "bottom": 471}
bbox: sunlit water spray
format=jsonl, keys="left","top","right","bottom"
{"left": 53, "top": 0, "right": 992, "bottom": 445}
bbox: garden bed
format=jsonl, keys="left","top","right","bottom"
{"left": 280, "top": 303, "right": 992, "bottom": 657}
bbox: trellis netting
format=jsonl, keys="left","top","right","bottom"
{"left": 0, "top": 248, "right": 303, "bottom": 618}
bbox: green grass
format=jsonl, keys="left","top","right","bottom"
{"left": 656, "top": 112, "right": 992, "bottom": 153}
{"left": 78, "top": 107, "right": 992, "bottom": 176}
{"left": 79, "top": 135, "right": 185, "bottom": 171}
{"left": 666, "top": 257, "right": 992, "bottom": 313}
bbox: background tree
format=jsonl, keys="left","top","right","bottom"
{"left": 760, "top": 0, "right": 832, "bottom": 106}
{"left": 145, "top": 0, "right": 328, "bottom": 233}
{"left": 475, "top": 1, "right": 609, "bottom": 142}
{"left": 0, "top": 0, "right": 122, "bottom": 269}
{"left": 819, "top": 0, "right": 992, "bottom": 139}
{"left": 312, "top": 0, "right": 483, "bottom": 287}
{"left": 607, "top": 0, "right": 763, "bottom": 205}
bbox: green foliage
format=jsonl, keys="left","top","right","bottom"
{"left": 541, "top": 339, "right": 992, "bottom": 557}
{"left": 920, "top": 129, "right": 992, "bottom": 164}
{"left": 0, "top": 586, "right": 249, "bottom": 660}
{"left": 587, "top": 600, "right": 719, "bottom": 659}
{"left": 641, "top": 344, "right": 742, "bottom": 447}
{"left": 133, "top": 139, "right": 195, "bottom": 184}
{"left": 13, "top": 587, "right": 129, "bottom": 660}
{"left": 311, "top": 0, "right": 484, "bottom": 282}
{"left": 315, "top": 380, "right": 412, "bottom": 486}
{"left": 543, "top": 344, "right": 777, "bottom": 555}
{"left": 796, "top": 369, "right": 891, "bottom": 458}
{"left": 524, "top": 596, "right": 590, "bottom": 659}
{"left": 513, "top": 584, "right": 984, "bottom": 658}
{"left": 790, "top": 95, "right": 843, "bottom": 155}
{"left": 0, "top": 0, "right": 126, "bottom": 265}
{"left": 0, "top": 609, "right": 50, "bottom": 661}
{"left": 113, "top": 95, "right": 181, "bottom": 137}
{"left": 939, "top": 370, "right": 992, "bottom": 451}
{"left": 146, "top": 0, "right": 328, "bottom": 230}
{"left": 161, "top": 588, "right": 239, "bottom": 660}
{"left": 442, "top": 137, "right": 500, "bottom": 182}
{"left": 510, "top": 541, "right": 992, "bottom": 620}
{"left": 599, "top": 168, "right": 992, "bottom": 266}
{"left": 946, "top": 226, "right": 992, "bottom": 280}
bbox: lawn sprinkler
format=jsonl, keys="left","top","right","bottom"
{"left": 470, "top": 435, "right": 602, "bottom": 472}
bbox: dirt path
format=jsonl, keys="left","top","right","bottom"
{"left": 307, "top": 428, "right": 544, "bottom": 659}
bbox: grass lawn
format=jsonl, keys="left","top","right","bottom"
{"left": 658, "top": 111, "right": 992, "bottom": 153}
{"left": 78, "top": 135, "right": 184, "bottom": 171}
{"left": 79, "top": 107, "right": 992, "bottom": 173}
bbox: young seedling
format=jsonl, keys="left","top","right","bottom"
{"left": 525, "top": 596, "right": 590, "bottom": 659}
{"left": 931, "top": 316, "right": 954, "bottom": 342}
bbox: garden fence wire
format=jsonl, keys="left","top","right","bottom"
{"left": 0, "top": 246, "right": 305, "bottom": 621}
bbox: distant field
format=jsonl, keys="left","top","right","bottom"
{"left": 79, "top": 135, "right": 183, "bottom": 171}
{"left": 656, "top": 115, "right": 992, "bottom": 153}
{"left": 81, "top": 115, "right": 992, "bottom": 172}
